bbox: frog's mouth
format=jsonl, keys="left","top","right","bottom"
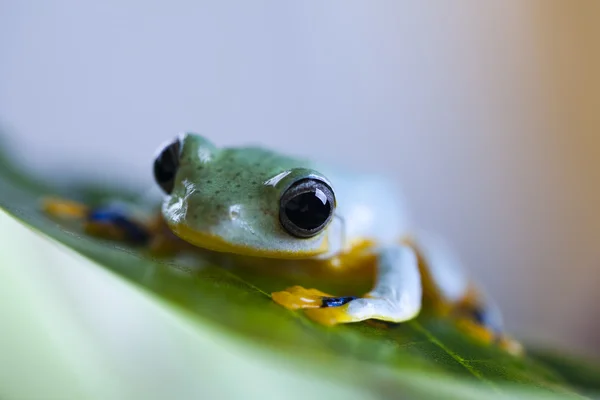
{"left": 168, "top": 222, "right": 330, "bottom": 259}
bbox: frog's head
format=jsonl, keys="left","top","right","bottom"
{"left": 153, "top": 133, "right": 336, "bottom": 259}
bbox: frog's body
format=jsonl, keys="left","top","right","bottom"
{"left": 42, "top": 132, "right": 521, "bottom": 354}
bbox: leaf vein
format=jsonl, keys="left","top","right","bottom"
{"left": 410, "top": 321, "right": 500, "bottom": 392}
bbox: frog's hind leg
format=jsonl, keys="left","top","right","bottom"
{"left": 409, "top": 233, "right": 523, "bottom": 355}
{"left": 273, "top": 244, "right": 423, "bottom": 326}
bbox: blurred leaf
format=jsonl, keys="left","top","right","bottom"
{"left": 529, "top": 350, "right": 600, "bottom": 396}
{"left": 0, "top": 142, "right": 598, "bottom": 399}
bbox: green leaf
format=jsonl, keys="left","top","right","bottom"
{"left": 0, "top": 141, "right": 598, "bottom": 399}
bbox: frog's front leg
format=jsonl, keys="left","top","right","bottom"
{"left": 272, "top": 245, "right": 422, "bottom": 326}
{"left": 42, "top": 197, "right": 151, "bottom": 243}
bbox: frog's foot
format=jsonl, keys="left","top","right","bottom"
{"left": 453, "top": 301, "right": 525, "bottom": 356}
{"left": 272, "top": 287, "right": 420, "bottom": 327}
{"left": 272, "top": 286, "right": 361, "bottom": 326}
{"left": 42, "top": 197, "right": 151, "bottom": 244}
{"left": 456, "top": 318, "right": 523, "bottom": 356}
{"left": 86, "top": 207, "right": 151, "bottom": 244}
{"left": 455, "top": 317, "right": 496, "bottom": 344}
{"left": 271, "top": 286, "right": 356, "bottom": 310}
{"left": 497, "top": 335, "right": 524, "bottom": 356}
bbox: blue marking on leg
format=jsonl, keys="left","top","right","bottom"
{"left": 471, "top": 307, "right": 502, "bottom": 336}
{"left": 320, "top": 296, "right": 358, "bottom": 308}
{"left": 87, "top": 207, "right": 150, "bottom": 244}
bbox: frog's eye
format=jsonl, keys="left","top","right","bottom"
{"left": 153, "top": 139, "right": 181, "bottom": 194}
{"left": 279, "top": 178, "right": 335, "bottom": 238}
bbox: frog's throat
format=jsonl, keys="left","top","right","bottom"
{"left": 167, "top": 223, "right": 330, "bottom": 259}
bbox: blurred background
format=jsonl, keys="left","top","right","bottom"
{"left": 1, "top": 1, "right": 599, "bottom": 358}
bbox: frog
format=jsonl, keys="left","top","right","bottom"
{"left": 42, "top": 132, "right": 522, "bottom": 354}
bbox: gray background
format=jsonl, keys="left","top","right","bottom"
{"left": 1, "top": 1, "right": 599, "bottom": 357}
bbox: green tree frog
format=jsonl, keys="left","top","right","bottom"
{"left": 43, "top": 132, "right": 521, "bottom": 354}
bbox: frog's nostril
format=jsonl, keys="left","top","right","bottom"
{"left": 229, "top": 205, "right": 241, "bottom": 220}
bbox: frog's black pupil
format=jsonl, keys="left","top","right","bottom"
{"left": 279, "top": 178, "right": 335, "bottom": 238}
{"left": 284, "top": 189, "right": 331, "bottom": 231}
{"left": 153, "top": 140, "right": 180, "bottom": 194}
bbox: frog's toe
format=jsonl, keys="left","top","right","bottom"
{"left": 41, "top": 197, "right": 89, "bottom": 219}
{"left": 304, "top": 304, "right": 357, "bottom": 326}
{"left": 455, "top": 318, "right": 496, "bottom": 344}
{"left": 271, "top": 286, "right": 334, "bottom": 310}
{"left": 455, "top": 318, "right": 524, "bottom": 356}
{"left": 272, "top": 286, "right": 363, "bottom": 325}
{"left": 498, "top": 335, "right": 525, "bottom": 356}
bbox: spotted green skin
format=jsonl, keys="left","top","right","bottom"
{"left": 162, "top": 133, "right": 334, "bottom": 258}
